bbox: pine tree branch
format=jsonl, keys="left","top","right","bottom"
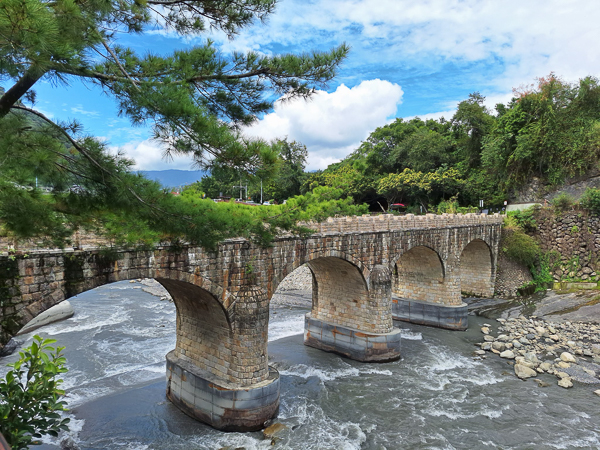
{"left": 9, "top": 105, "right": 180, "bottom": 221}
{"left": 0, "top": 68, "right": 47, "bottom": 119}
{"left": 101, "top": 41, "right": 141, "bottom": 91}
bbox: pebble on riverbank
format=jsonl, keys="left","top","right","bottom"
{"left": 476, "top": 316, "right": 600, "bottom": 390}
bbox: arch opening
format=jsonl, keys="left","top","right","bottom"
{"left": 305, "top": 256, "right": 373, "bottom": 331}
{"left": 459, "top": 239, "right": 494, "bottom": 297}
{"left": 156, "top": 278, "right": 235, "bottom": 382}
{"left": 393, "top": 246, "right": 446, "bottom": 304}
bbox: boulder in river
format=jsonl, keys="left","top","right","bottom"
{"left": 558, "top": 377, "right": 573, "bottom": 388}
{"left": 515, "top": 364, "right": 537, "bottom": 379}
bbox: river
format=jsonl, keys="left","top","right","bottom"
{"left": 1, "top": 281, "right": 599, "bottom": 449}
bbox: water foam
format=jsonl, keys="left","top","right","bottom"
{"left": 268, "top": 315, "right": 305, "bottom": 342}
{"left": 398, "top": 328, "right": 423, "bottom": 340}
{"left": 279, "top": 363, "right": 392, "bottom": 382}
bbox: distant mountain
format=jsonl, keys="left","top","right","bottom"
{"left": 138, "top": 170, "right": 207, "bottom": 189}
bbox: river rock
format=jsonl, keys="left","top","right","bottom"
{"left": 481, "top": 326, "right": 490, "bottom": 335}
{"left": 512, "top": 340, "right": 522, "bottom": 348}
{"left": 17, "top": 300, "right": 74, "bottom": 335}
{"left": 483, "top": 335, "right": 495, "bottom": 342}
{"left": 492, "top": 342, "right": 506, "bottom": 352}
{"left": 558, "top": 377, "right": 573, "bottom": 388}
{"left": 595, "top": 390, "right": 600, "bottom": 396}
{"left": 539, "top": 362, "right": 552, "bottom": 372}
{"left": 481, "top": 342, "right": 492, "bottom": 351}
{"left": 515, "top": 357, "right": 536, "bottom": 369}
{"left": 500, "top": 350, "right": 515, "bottom": 359}
{"left": 535, "top": 326, "right": 547, "bottom": 336}
{"left": 560, "top": 352, "right": 577, "bottom": 363}
{"left": 556, "top": 371, "right": 570, "bottom": 379}
{"left": 515, "top": 364, "right": 537, "bottom": 379}
{"left": 557, "top": 361, "right": 571, "bottom": 369}
{"left": 519, "top": 337, "right": 531, "bottom": 345}
{"left": 263, "top": 422, "right": 287, "bottom": 439}
{"left": 475, "top": 350, "right": 486, "bottom": 356}
{"left": 0, "top": 338, "right": 20, "bottom": 357}
{"left": 523, "top": 352, "right": 539, "bottom": 365}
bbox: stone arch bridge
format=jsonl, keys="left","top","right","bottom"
{"left": 0, "top": 213, "right": 502, "bottom": 431}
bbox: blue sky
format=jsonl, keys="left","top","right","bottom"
{"left": 8, "top": 0, "right": 600, "bottom": 171}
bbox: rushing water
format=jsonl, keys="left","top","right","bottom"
{"left": 1, "top": 281, "right": 599, "bottom": 449}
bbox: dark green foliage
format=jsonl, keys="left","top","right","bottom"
{"left": 506, "top": 208, "right": 537, "bottom": 232}
{"left": 482, "top": 74, "right": 600, "bottom": 189}
{"left": 0, "top": 335, "right": 70, "bottom": 450}
{"left": 305, "top": 74, "right": 600, "bottom": 213}
{"left": 551, "top": 192, "right": 575, "bottom": 212}
{"left": 501, "top": 227, "right": 540, "bottom": 267}
{"left": 530, "top": 252, "right": 556, "bottom": 292}
{"left": 579, "top": 187, "right": 600, "bottom": 214}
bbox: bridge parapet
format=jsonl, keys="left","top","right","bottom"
{"left": 308, "top": 213, "right": 504, "bottom": 234}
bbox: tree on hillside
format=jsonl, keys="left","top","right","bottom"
{"left": 481, "top": 74, "right": 600, "bottom": 188}
{"left": 451, "top": 92, "right": 496, "bottom": 168}
{"left": 0, "top": 0, "right": 350, "bottom": 246}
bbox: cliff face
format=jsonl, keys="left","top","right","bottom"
{"left": 513, "top": 169, "right": 600, "bottom": 203}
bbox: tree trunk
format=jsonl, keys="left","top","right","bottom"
{"left": 0, "top": 69, "right": 46, "bottom": 119}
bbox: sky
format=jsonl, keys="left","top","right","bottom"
{"left": 7, "top": 0, "right": 600, "bottom": 171}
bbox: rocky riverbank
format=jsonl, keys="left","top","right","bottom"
{"left": 475, "top": 314, "right": 600, "bottom": 393}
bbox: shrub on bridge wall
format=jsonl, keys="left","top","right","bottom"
{"left": 0, "top": 257, "right": 21, "bottom": 342}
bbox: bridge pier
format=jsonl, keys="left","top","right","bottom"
{"left": 304, "top": 314, "right": 402, "bottom": 362}
{"left": 304, "top": 264, "right": 401, "bottom": 362}
{"left": 159, "top": 281, "right": 280, "bottom": 431}
{"left": 166, "top": 352, "right": 279, "bottom": 432}
{"left": 391, "top": 297, "right": 468, "bottom": 330}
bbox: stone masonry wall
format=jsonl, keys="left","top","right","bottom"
{"left": 534, "top": 209, "right": 600, "bottom": 282}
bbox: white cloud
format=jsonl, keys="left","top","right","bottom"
{"left": 206, "top": 0, "right": 600, "bottom": 100}
{"left": 245, "top": 79, "right": 403, "bottom": 170}
{"left": 109, "top": 139, "right": 197, "bottom": 171}
{"left": 70, "top": 104, "right": 99, "bottom": 117}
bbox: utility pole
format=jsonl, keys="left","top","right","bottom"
{"left": 233, "top": 179, "right": 247, "bottom": 201}
{"left": 260, "top": 179, "right": 263, "bottom": 204}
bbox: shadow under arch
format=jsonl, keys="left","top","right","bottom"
{"left": 392, "top": 245, "right": 446, "bottom": 304}
{"left": 459, "top": 239, "right": 494, "bottom": 297}
{"left": 305, "top": 256, "right": 369, "bottom": 321}
{"left": 156, "top": 277, "right": 234, "bottom": 378}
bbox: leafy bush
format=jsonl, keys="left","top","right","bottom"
{"left": 551, "top": 192, "right": 575, "bottom": 212}
{"left": 530, "top": 252, "right": 556, "bottom": 291}
{"left": 579, "top": 187, "right": 600, "bottom": 214}
{"left": 501, "top": 228, "right": 540, "bottom": 267}
{"left": 506, "top": 208, "right": 537, "bottom": 232}
{"left": 0, "top": 335, "right": 70, "bottom": 449}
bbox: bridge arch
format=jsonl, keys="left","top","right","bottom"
{"left": 459, "top": 239, "right": 494, "bottom": 297}
{"left": 272, "top": 248, "right": 370, "bottom": 296}
{"left": 392, "top": 245, "right": 447, "bottom": 304}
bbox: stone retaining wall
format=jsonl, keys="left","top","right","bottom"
{"left": 534, "top": 209, "right": 600, "bottom": 282}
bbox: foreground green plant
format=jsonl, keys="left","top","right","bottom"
{"left": 0, "top": 335, "right": 70, "bottom": 449}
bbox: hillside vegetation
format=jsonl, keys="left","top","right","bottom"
{"left": 301, "top": 74, "right": 600, "bottom": 213}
